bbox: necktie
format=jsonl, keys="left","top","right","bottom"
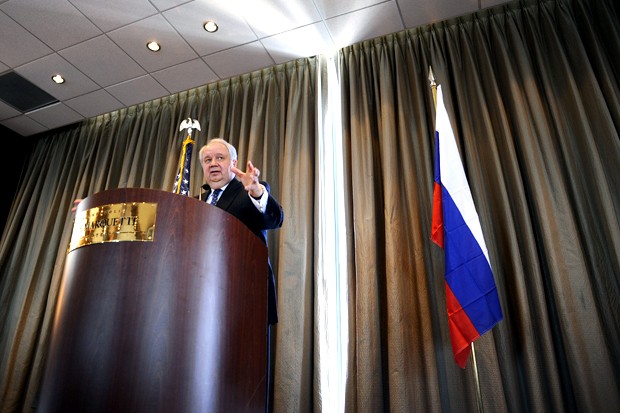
{"left": 210, "top": 188, "right": 222, "bottom": 206}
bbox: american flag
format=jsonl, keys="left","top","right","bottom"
{"left": 172, "top": 136, "right": 195, "bottom": 196}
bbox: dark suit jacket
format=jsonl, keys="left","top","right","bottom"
{"left": 200, "top": 177, "right": 284, "bottom": 324}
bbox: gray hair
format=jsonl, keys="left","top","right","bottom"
{"left": 200, "top": 138, "right": 237, "bottom": 160}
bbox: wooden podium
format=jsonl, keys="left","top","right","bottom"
{"left": 37, "top": 188, "right": 268, "bottom": 412}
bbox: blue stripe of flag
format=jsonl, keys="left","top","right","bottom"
{"left": 441, "top": 183, "right": 503, "bottom": 335}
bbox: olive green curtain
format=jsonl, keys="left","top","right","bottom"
{"left": 0, "top": 59, "right": 316, "bottom": 413}
{"left": 339, "top": 0, "right": 619, "bottom": 412}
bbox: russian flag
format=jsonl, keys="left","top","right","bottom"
{"left": 431, "top": 85, "right": 503, "bottom": 368}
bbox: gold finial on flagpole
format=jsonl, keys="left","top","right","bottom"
{"left": 428, "top": 66, "right": 437, "bottom": 107}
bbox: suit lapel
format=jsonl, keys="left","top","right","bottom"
{"left": 215, "top": 178, "right": 242, "bottom": 211}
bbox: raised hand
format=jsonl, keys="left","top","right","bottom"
{"left": 231, "top": 161, "right": 264, "bottom": 198}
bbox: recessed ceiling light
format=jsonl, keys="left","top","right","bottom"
{"left": 51, "top": 74, "right": 65, "bottom": 84}
{"left": 146, "top": 41, "right": 161, "bottom": 52}
{"left": 204, "top": 20, "right": 218, "bottom": 33}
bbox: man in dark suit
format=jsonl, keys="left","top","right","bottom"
{"left": 198, "top": 138, "right": 283, "bottom": 413}
{"left": 198, "top": 138, "right": 284, "bottom": 324}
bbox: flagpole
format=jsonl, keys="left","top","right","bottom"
{"left": 429, "top": 67, "right": 437, "bottom": 107}
{"left": 428, "top": 66, "right": 484, "bottom": 413}
{"left": 470, "top": 342, "right": 484, "bottom": 413}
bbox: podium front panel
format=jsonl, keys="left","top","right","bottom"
{"left": 38, "top": 188, "right": 268, "bottom": 413}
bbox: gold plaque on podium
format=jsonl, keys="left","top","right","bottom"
{"left": 68, "top": 202, "right": 157, "bottom": 252}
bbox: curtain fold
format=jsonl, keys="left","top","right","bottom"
{"left": 0, "top": 59, "right": 317, "bottom": 413}
{"left": 339, "top": 0, "right": 619, "bottom": 412}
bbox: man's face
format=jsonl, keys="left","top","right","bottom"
{"left": 201, "top": 142, "right": 237, "bottom": 189}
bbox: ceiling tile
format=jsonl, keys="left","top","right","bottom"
{"left": 1, "top": 0, "right": 101, "bottom": 50}
{"left": 0, "top": 10, "right": 52, "bottom": 67}
{"left": 105, "top": 75, "right": 169, "bottom": 107}
{"left": 108, "top": 14, "right": 199, "bottom": 72}
{"left": 239, "top": 0, "right": 322, "bottom": 37}
{"left": 481, "top": 0, "right": 514, "bottom": 8}
{"left": 325, "top": 2, "right": 404, "bottom": 49}
{"left": 149, "top": 0, "right": 189, "bottom": 12}
{"left": 26, "top": 102, "right": 83, "bottom": 129}
{"left": 261, "top": 22, "right": 334, "bottom": 64}
{"left": 72, "top": 0, "right": 159, "bottom": 32}
{"left": 398, "top": 0, "right": 478, "bottom": 29}
{"left": 163, "top": 0, "right": 257, "bottom": 57}
{"left": 152, "top": 58, "right": 218, "bottom": 94}
{"left": 59, "top": 35, "right": 146, "bottom": 87}
{"left": 64, "top": 89, "right": 124, "bottom": 119}
{"left": 1, "top": 114, "right": 47, "bottom": 136}
{"left": 204, "top": 42, "right": 275, "bottom": 79}
{"left": 15, "top": 53, "right": 100, "bottom": 100}
{"left": 0, "top": 99, "right": 21, "bottom": 120}
{"left": 313, "top": 0, "right": 386, "bottom": 19}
